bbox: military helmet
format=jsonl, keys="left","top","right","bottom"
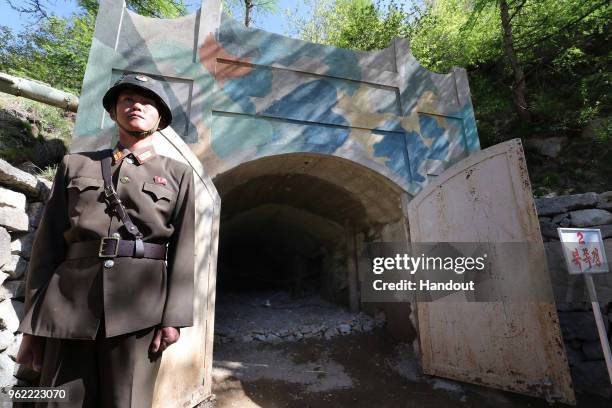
{"left": 102, "top": 73, "right": 173, "bottom": 130}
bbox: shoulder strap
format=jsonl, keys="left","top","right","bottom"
{"left": 101, "top": 150, "right": 145, "bottom": 258}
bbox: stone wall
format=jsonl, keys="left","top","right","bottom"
{"left": 0, "top": 158, "right": 51, "bottom": 387}
{"left": 536, "top": 192, "right": 612, "bottom": 398}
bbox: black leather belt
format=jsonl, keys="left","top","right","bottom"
{"left": 66, "top": 238, "right": 167, "bottom": 260}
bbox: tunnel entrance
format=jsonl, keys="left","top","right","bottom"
{"left": 212, "top": 153, "right": 410, "bottom": 344}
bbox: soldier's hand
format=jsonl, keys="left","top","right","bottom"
{"left": 150, "top": 326, "right": 180, "bottom": 353}
{"left": 16, "top": 334, "right": 45, "bottom": 372}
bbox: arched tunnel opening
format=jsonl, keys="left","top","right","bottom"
{"left": 211, "top": 153, "right": 415, "bottom": 344}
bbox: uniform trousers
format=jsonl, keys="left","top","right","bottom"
{"left": 35, "top": 320, "right": 161, "bottom": 408}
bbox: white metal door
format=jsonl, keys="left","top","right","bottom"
{"left": 408, "top": 139, "right": 575, "bottom": 404}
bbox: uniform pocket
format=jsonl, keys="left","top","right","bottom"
{"left": 141, "top": 182, "right": 176, "bottom": 223}
{"left": 67, "top": 177, "right": 104, "bottom": 219}
{"left": 68, "top": 176, "right": 103, "bottom": 192}
{"left": 142, "top": 182, "right": 175, "bottom": 202}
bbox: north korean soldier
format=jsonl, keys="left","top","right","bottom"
{"left": 15, "top": 73, "right": 195, "bottom": 408}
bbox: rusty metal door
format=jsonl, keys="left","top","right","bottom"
{"left": 407, "top": 139, "right": 575, "bottom": 404}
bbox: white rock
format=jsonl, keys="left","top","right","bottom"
{"left": 0, "top": 255, "right": 28, "bottom": 280}
{"left": 0, "top": 159, "right": 39, "bottom": 197}
{"left": 570, "top": 209, "right": 612, "bottom": 228}
{"left": 0, "top": 352, "right": 18, "bottom": 387}
{"left": 0, "top": 207, "right": 29, "bottom": 232}
{"left": 0, "top": 330, "right": 13, "bottom": 351}
{"left": 0, "top": 187, "right": 26, "bottom": 211}
{"left": 6, "top": 333, "right": 22, "bottom": 360}
{"left": 338, "top": 324, "right": 351, "bottom": 334}
{"left": 0, "top": 228, "right": 10, "bottom": 269}
{"left": 0, "top": 300, "right": 24, "bottom": 332}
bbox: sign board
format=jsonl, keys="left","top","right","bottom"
{"left": 558, "top": 228, "right": 609, "bottom": 274}
{"left": 558, "top": 227, "right": 612, "bottom": 388}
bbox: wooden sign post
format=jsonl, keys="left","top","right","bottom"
{"left": 558, "top": 228, "right": 612, "bottom": 386}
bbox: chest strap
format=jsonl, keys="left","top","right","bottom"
{"left": 101, "top": 150, "right": 145, "bottom": 258}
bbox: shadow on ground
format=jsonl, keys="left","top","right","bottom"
{"left": 212, "top": 328, "right": 609, "bottom": 408}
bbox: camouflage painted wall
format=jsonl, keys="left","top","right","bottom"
{"left": 73, "top": 0, "right": 480, "bottom": 196}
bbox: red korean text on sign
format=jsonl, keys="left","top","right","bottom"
{"left": 582, "top": 248, "right": 592, "bottom": 270}
{"left": 572, "top": 248, "right": 582, "bottom": 272}
{"left": 591, "top": 248, "right": 601, "bottom": 267}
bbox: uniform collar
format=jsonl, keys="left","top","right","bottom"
{"left": 112, "top": 143, "right": 157, "bottom": 165}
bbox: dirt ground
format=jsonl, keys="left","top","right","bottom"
{"left": 211, "top": 329, "right": 609, "bottom": 408}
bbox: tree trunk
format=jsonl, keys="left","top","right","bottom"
{"left": 244, "top": 0, "right": 253, "bottom": 27}
{"left": 500, "top": 0, "right": 531, "bottom": 123}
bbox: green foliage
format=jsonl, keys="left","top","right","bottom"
{"left": 410, "top": 0, "right": 501, "bottom": 73}
{"left": 0, "top": 0, "right": 189, "bottom": 94}
{"left": 223, "top": 0, "right": 280, "bottom": 27}
{"left": 286, "top": 0, "right": 411, "bottom": 51}
{"left": 0, "top": 12, "right": 94, "bottom": 94}
{"left": 38, "top": 163, "right": 58, "bottom": 181}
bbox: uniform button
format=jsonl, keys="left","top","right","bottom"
{"left": 112, "top": 232, "right": 121, "bottom": 239}
{"left": 120, "top": 176, "right": 130, "bottom": 184}
{"left": 104, "top": 259, "right": 115, "bottom": 268}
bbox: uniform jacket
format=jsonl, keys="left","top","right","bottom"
{"left": 19, "top": 144, "right": 195, "bottom": 339}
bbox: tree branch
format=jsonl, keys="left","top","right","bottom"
{"left": 515, "top": 1, "right": 610, "bottom": 51}
{"left": 6, "top": 0, "right": 50, "bottom": 21}
{"left": 508, "top": 0, "right": 528, "bottom": 22}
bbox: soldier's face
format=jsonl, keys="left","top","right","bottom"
{"left": 113, "top": 90, "right": 161, "bottom": 133}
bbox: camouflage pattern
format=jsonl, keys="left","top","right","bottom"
{"left": 73, "top": 0, "right": 480, "bottom": 196}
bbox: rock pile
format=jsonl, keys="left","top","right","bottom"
{"left": 0, "top": 158, "right": 51, "bottom": 387}
{"left": 536, "top": 192, "right": 612, "bottom": 241}
{"left": 215, "top": 311, "right": 386, "bottom": 345}
{"left": 214, "top": 291, "right": 386, "bottom": 345}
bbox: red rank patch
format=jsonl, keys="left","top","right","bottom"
{"left": 154, "top": 176, "right": 167, "bottom": 185}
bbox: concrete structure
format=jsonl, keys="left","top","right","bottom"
{"left": 63, "top": 0, "right": 580, "bottom": 406}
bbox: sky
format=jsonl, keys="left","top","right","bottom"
{"left": 0, "top": 0, "right": 308, "bottom": 36}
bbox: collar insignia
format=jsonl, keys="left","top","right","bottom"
{"left": 136, "top": 150, "right": 153, "bottom": 163}
{"left": 112, "top": 150, "right": 124, "bottom": 163}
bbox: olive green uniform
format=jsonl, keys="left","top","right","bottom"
{"left": 19, "top": 143, "right": 195, "bottom": 407}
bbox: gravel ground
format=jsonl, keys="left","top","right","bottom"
{"left": 214, "top": 291, "right": 384, "bottom": 344}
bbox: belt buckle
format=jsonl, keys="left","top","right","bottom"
{"left": 104, "top": 186, "right": 115, "bottom": 198}
{"left": 99, "top": 237, "right": 120, "bottom": 258}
